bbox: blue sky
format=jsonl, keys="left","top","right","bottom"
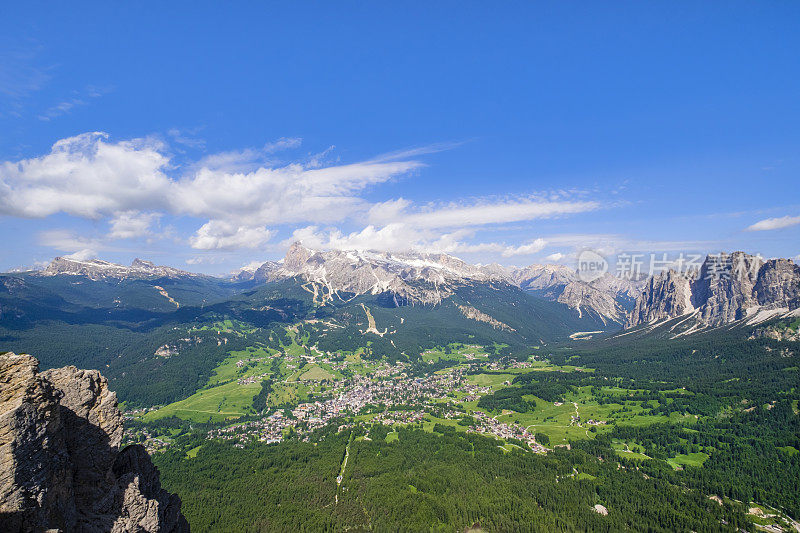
{"left": 1, "top": 2, "right": 798, "bottom": 275}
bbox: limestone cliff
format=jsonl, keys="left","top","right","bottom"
{"left": 626, "top": 252, "right": 800, "bottom": 329}
{"left": 238, "top": 243, "right": 643, "bottom": 322}
{"left": 0, "top": 352, "right": 188, "bottom": 532}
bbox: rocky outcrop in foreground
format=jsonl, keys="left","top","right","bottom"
{"left": 0, "top": 353, "right": 188, "bottom": 532}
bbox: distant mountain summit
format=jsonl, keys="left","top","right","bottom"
{"left": 237, "top": 242, "right": 501, "bottom": 306}
{"left": 238, "top": 243, "right": 643, "bottom": 323}
{"left": 41, "top": 257, "right": 203, "bottom": 281}
{"left": 627, "top": 251, "right": 800, "bottom": 330}
{"left": 506, "top": 264, "right": 644, "bottom": 324}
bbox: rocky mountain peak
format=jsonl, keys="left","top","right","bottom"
{"left": 627, "top": 268, "right": 694, "bottom": 327}
{"left": 131, "top": 258, "right": 156, "bottom": 269}
{"left": 237, "top": 246, "right": 645, "bottom": 322}
{"left": 284, "top": 242, "right": 314, "bottom": 272}
{"left": 247, "top": 244, "right": 506, "bottom": 305}
{"left": 0, "top": 353, "right": 188, "bottom": 532}
{"left": 627, "top": 252, "right": 800, "bottom": 330}
{"left": 41, "top": 257, "right": 200, "bottom": 281}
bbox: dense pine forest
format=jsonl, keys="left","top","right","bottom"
{"left": 154, "top": 426, "right": 750, "bottom": 532}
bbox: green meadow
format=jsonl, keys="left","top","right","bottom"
{"left": 144, "top": 380, "right": 262, "bottom": 423}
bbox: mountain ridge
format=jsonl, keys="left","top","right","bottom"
{"left": 41, "top": 257, "right": 206, "bottom": 281}
{"left": 627, "top": 251, "right": 800, "bottom": 332}
{"left": 235, "top": 243, "right": 644, "bottom": 323}
{"left": 19, "top": 247, "right": 800, "bottom": 335}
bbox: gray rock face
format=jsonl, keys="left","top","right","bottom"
{"left": 0, "top": 353, "right": 188, "bottom": 533}
{"left": 755, "top": 258, "right": 800, "bottom": 309}
{"left": 626, "top": 252, "right": 800, "bottom": 328}
{"left": 41, "top": 257, "right": 201, "bottom": 281}
{"left": 505, "top": 266, "right": 643, "bottom": 324}
{"left": 253, "top": 243, "right": 499, "bottom": 306}
{"left": 506, "top": 264, "right": 577, "bottom": 293}
{"left": 232, "top": 261, "right": 281, "bottom": 282}
{"left": 240, "top": 244, "right": 643, "bottom": 322}
{"left": 628, "top": 269, "right": 694, "bottom": 326}
{"left": 691, "top": 252, "right": 764, "bottom": 324}
{"left": 555, "top": 281, "right": 626, "bottom": 324}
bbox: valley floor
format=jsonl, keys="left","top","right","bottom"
{"left": 121, "top": 317, "right": 800, "bottom": 532}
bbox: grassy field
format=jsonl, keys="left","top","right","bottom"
{"left": 467, "top": 373, "right": 515, "bottom": 389}
{"left": 667, "top": 452, "right": 710, "bottom": 469}
{"left": 144, "top": 380, "right": 262, "bottom": 423}
{"left": 612, "top": 440, "right": 651, "bottom": 461}
{"left": 298, "top": 365, "right": 335, "bottom": 381}
{"left": 268, "top": 381, "right": 309, "bottom": 406}
{"left": 422, "top": 415, "right": 463, "bottom": 432}
{"left": 421, "top": 343, "right": 492, "bottom": 363}
{"left": 141, "top": 322, "right": 336, "bottom": 421}
{"left": 457, "top": 380, "right": 689, "bottom": 445}
{"left": 491, "top": 399, "right": 590, "bottom": 444}
{"left": 207, "top": 347, "right": 275, "bottom": 386}
{"left": 186, "top": 445, "right": 202, "bottom": 458}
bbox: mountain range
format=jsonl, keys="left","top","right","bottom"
{"left": 41, "top": 257, "right": 206, "bottom": 281}
{"left": 11, "top": 245, "right": 800, "bottom": 335}
{"left": 233, "top": 243, "right": 644, "bottom": 324}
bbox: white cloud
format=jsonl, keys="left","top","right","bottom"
{"left": 241, "top": 260, "right": 265, "bottom": 270}
{"left": 189, "top": 221, "right": 276, "bottom": 250}
{"left": 5, "top": 133, "right": 617, "bottom": 260}
{"left": 286, "top": 224, "right": 416, "bottom": 252}
{"left": 367, "top": 197, "right": 599, "bottom": 229}
{"left": 284, "top": 224, "right": 723, "bottom": 267}
{"left": 63, "top": 249, "right": 98, "bottom": 261}
{"left": 37, "top": 86, "right": 111, "bottom": 121}
{"left": 0, "top": 132, "right": 172, "bottom": 218}
{"left": 0, "top": 46, "right": 51, "bottom": 117}
{"left": 501, "top": 239, "right": 547, "bottom": 257}
{"left": 525, "top": 234, "right": 718, "bottom": 257}
{"left": 108, "top": 211, "right": 160, "bottom": 239}
{"left": 285, "top": 223, "right": 545, "bottom": 258}
{"left": 186, "top": 255, "right": 226, "bottom": 265}
{"left": 264, "top": 137, "right": 303, "bottom": 153}
{"left": 1, "top": 132, "right": 424, "bottom": 251}
{"left": 173, "top": 158, "right": 419, "bottom": 229}
{"left": 37, "top": 229, "right": 104, "bottom": 253}
{"left": 368, "top": 141, "right": 466, "bottom": 163}
{"left": 746, "top": 215, "right": 800, "bottom": 231}
{"left": 6, "top": 260, "right": 52, "bottom": 272}
{"left": 192, "top": 137, "right": 302, "bottom": 173}
{"left": 167, "top": 128, "right": 206, "bottom": 149}
{"left": 0, "top": 133, "right": 418, "bottom": 226}
{"left": 366, "top": 198, "right": 412, "bottom": 225}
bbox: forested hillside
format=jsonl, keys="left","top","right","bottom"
{"left": 154, "top": 426, "right": 749, "bottom": 532}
